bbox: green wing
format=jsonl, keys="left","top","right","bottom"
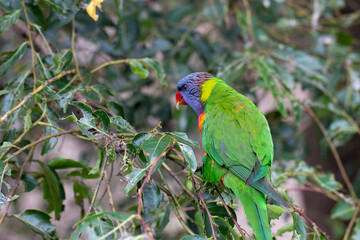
{"left": 202, "top": 91, "right": 273, "bottom": 183}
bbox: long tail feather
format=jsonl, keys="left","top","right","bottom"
{"left": 224, "top": 173, "right": 272, "bottom": 240}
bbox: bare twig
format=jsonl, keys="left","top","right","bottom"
{"left": 21, "top": 0, "right": 37, "bottom": 90}
{"left": 104, "top": 171, "right": 122, "bottom": 235}
{"left": 0, "top": 69, "right": 76, "bottom": 124}
{"left": 343, "top": 201, "right": 360, "bottom": 240}
{"left": 71, "top": 19, "right": 82, "bottom": 81}
{"left": 3, "top": 129, "right": 79, "bottom": 163}
{"left": 85, "top": 157, "right": 108, "bottom": 217}
{"left": 90, "top": 58, "right": 144, "bottom": 74}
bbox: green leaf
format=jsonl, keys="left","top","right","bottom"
{"left": 72, "top": 102, "right": 97, "bottom": 138}
{"left": 124, "top": 168, "right": 146, "bottom": 194}
{"left": 314, "top": 173, "right": 342, "bottom": 191}
{"left": 292, "top": 212, "right": 306, "bottom": 240}
{"left": 41, "top": 126, "right": 58, "bottom": 155}
{"left": 275, "top": 222, "right": 294, "bottom": 237}
{"left": 178, "top": 143, "right": 197, "bottom": 174}
{"left": 94, "top": 109, "right": 111, "bottom": 133}
{"left": 0, "top": 90, "right": 10, "bottom": 96}
{"left": 204, "top": 202, "right": 236, "bottom": 239}
{"left": 64, "top": 113, "right": 77, "bottom": 122}
{"left": 110, "top": 116, "right": 133, "bottom": 133}
{"left": 169, "top": 132, "right": 200, "bottom": 148}
{"left": 36, "top": 53, "right": 51, "bottom": 79}
{"left": 24, "top": 110, "right": 32, "bottom": 131}
{"left": 130, "top": 60, "right": 149, "bottom": 78}
{"left": 21, "top": 174, "right": 37, "bottom": 192}
{"left": 72, "top": 102, "right": 94, "bottom": 123}
{"left": 143, "top": 181, "right": 161, "bottom": 221}
{"left": 14, "top": 209, "right": 56, "bottom": 239}
{"left": 106, "top": 211, "right": 131, "bottom": 222}
{"left": 73, "top": 180, "right": 91, "bottom": 206}
{"left": 351, "top": 219, "right": 360, "bottom": 240}
{"left": 142, "top": 135, "right": 171, "bottom": 163}
{"left": 132, "top": 132, "right": 151, "bottom": 149}
{"left": 142, "top": 58, "right": 167, "bottom": 87}
{"left": 0, "top": 141, "right": 14, "bottom": 152}
{"left": 267, "top": 204, "right": 286, "bottom": 221}
{"left": 0, "top": 9, "right": 21, "bottom": 35}
{"left": 156, "top": 203, "right": 171, "bottom": 232}
{"left": 48, "top": 157, "right": 87, "bottom": 169}
{"left": 331, "top": 201, "right": 355, "bottom": 220}
{"left": 180, "top": 235, "right": 207, "bottom": 240}
{"left": 0, "top": 41, "right": 27, "bottom": 76}
{"left": 0, "top": 161, "right": 11, "bottom": 197}
{"left": 57, "top": 90, "right": 75, "bottom": 113}
{"left": 39, "top": 162, "right": 65, "bottom": 220}
{"left": 336, "top": 31, "right": 353, "bottom": 46}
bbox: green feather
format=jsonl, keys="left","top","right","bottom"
{"left": 224, "top": 172, "right": 272, "bottom": 240}
{"left": 200, "top": 77, "right": 289, "bottom": 239}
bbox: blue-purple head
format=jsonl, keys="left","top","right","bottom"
{"left": 175, "top": 72, "right": 215, "bottom": 115}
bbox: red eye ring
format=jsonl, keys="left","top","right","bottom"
{"left": 183, "top": 84, "right": 188, "bottom": 90}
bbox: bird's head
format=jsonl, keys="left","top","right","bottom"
{"left": 175, "top": 72, "right": 215, "bottom": 115}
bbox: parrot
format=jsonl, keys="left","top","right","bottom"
{"left": 175, "top": 72, "right": 289, "bottom": 240}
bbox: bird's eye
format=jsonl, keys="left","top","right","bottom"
{"left": 183, "top": 84, "right": 188, "bottom": 91}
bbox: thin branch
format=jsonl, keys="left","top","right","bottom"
{"left": 90, "top": 59, "right": 130, "bottom": 74}
{"left": 0, "top": 69, "right": 76, "bottom": 124}
{"left": 3, "top": 129, "right": 79, "bottom": 163}
{"left": 154, "top": 180, "right": 196, "bottom": 235}
{"left": 215, "top": 188, "right": 248, "bottom": 239}
{"left": 85, "top": 156, "right": 108, "bottom": 217}
{"left": 71, "top": 19, "right": 82, "bottom": 81}
{"left": 104, "top": 171, "right": 122, "bottom": 235}
{"left": 21, "top": 0, "right": 37, "bottom": 90}
{"left": 300, "top": 102, "right": 357, "bottom": 200}
{"left": 162, "top": 163, "right": 195, "bottom": 198}
{"left": 274, "top": 75, "right": 357, "bottom": 200}
{"left": 241, "top": 0, "right": 258, "bottom": 49}
{"left": 157, "top": 169, "right": 201, "bottom": 228}
{"left": 343, "top": 201, "right": 360, "bottom": 240}
{"left": 192, "top": 175, "right": 218, "bottom": 240}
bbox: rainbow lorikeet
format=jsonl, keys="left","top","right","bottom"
{"left": 175, "top": 72, "right": 289, "bottom": 240}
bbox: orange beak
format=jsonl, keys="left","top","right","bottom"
{"left": 175, "top": 92, "right": 187, "bottom": 110}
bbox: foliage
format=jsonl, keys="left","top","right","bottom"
{"left": 0, "top": 0, "right": 360, "bottom": 239}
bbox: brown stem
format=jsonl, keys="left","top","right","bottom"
{"left": 85, "top": 156, "right": 108, "bottom": 217}
{"left": 343, "top": 201, "right": 360, "bottom": 240}
{"left": 21, "top": 0, "right": 37, "bottom": 90}
{"left": 104, "top": 171, "right": 122, "bottom": 235}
